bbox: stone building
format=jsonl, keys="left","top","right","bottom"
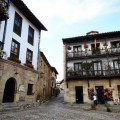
{"left": 63, "top": 31, "right": 120, "bottom": 104}
{"left": 36, "top": 51, "right": 58, "bottom": 101}
{"left": 0, "top": 0, "right": 46, "bottom": 107}
{"left": 59, "top": 79, "right": 64, "bottom": 91}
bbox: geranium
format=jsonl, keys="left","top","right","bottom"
{"left": 103, "top": 88, "right": 113, "bottom": 101}
{"left": 103, "top": 40, "right": 108, "bottom": 46}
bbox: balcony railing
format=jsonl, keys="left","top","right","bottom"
{"left": 66, "top": 69, "right": 120, "bottom": 79}
{"left": 67, "top": 47, "right": 120, "bottom": 59}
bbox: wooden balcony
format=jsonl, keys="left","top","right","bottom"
{"left": 67, "top": 47, "right": 120, "bottom": 60}
{"left": 66, "top": 69, "right": 120, "bottom": 80}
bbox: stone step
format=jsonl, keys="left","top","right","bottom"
{"left": 1, "top": 102, "right": 40, "bottom": 111}
{"left": 2, "top": 106, "right": 20, "bottom": 111}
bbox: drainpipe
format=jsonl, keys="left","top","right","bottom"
{"left": 2, "top": 0, "right": 10, "bottom": 50}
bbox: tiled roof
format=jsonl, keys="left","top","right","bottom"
{"left": 63, "top": 31, "right": 120, "bottom": 44}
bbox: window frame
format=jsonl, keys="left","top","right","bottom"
{"left": 13, "top": 12, "right": 22, "bottom": 36}
{"left": 92, "top": 61, "right": 102, "bottom": 75}
{"left": 74, "top": 62, "right": 83, "bottom": 75}
{"left": 28, "top": 26, "right": 34, "bottom": 45}
{"left": 27, "top": 84, "right": 33, "bottom": 95}
{"left": 113, "top": 59, "right": 120, "bottom": 74}
{"left": 73, "top": 45, "right": 82, "bottom": 57}
{"left": 26, "top": 49, "right": 33, "bottom": 64}
{"left": 10, "top": 39, "right": 20, "bottom": 59}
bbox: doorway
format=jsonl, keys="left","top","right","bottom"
{"left": 2, "top": 78, "right": 16, "bottom": 103}
{"left": 75, "top": 86, "right": 83, "bottom": 103}
{"left": 95, "top": 86, "right": 104, "bottom": 104}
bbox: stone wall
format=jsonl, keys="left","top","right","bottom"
{"left": 64, "top": 79, "right": 120, "bottom": 103}
{"left": 0, "top": 59, "right": 38, "bottom": 104}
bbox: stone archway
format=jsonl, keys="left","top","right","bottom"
{"left": 2, "top": 78, "right": 16, "bottom": 103}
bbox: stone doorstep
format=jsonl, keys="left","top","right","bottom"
{"left": 1, "top": 102, "right": 40, "bottom": 112}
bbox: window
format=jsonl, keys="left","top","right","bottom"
{"left": 26, "top": 49, "right": 33, "bottom": 64}
{"left": 73, "top": 46, "right": 82, "bottom": 57}
{"left": 113, "top": 60, "right": 120, "bottom": 74}
{"left": 93, "top": 61, "right": 102, "bottom": 75}
{"left": 27, "top": 84, "right": 33, "bottom": 95}
{"left": 10, "top": 39, "right": 20, "bottom": 59}
{"left": 74, "top": 63, "right": 82, "bottom": 75}
{"left": 13, "top": 12, "right": 22, "bottom": 36}
{"left": 111, "top": 41, "right": 120, "bottom": 48}
{"left": 28, "top": 26, "right": 34, "bottom": 45}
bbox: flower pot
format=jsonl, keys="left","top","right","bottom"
{"left": 107, "top": 101, "right": 114, "bottom": 106}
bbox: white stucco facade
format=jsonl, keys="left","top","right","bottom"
{"left": 0, "top": 2, "right": 40, "bottom": 70}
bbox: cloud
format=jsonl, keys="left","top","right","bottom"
{"left": 23, "top": 0, "right": 120, "bottom": 25}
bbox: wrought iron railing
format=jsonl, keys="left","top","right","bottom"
{"left": 67, "top": 47, "right": 120, "bottom": 59}
{"left": 66, "top": 69, "right": 120, "bottom": 78}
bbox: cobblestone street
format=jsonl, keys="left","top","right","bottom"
{"left": 0, "top": 93, "right": 120, "bottom": 120}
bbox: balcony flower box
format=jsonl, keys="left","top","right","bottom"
{"left": 84, "top": 44, "right": 88, "bottom": 48}
{"left": 66, "top": 45, "right": 71, "bottom": 50}
{"left": 24, "top": 63, "right": 34, "bottom": 69}
{"left": 8, "top": 57, "right": 21, "bottom": 64}
{"left": 103, "top": 40, "right": 108, "bottom": 46}
{"left": 0, "top": 0, "right": 9, "bottom": 21}
{"left": 0, "top": 50, "right": 6, "bottom": 59}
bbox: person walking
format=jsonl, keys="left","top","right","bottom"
{"left": 93, "top": 94, "right": 97, "bottom": 106}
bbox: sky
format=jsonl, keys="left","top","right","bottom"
{"left": 22, "top": 0, "right": 120, "bottom": 81}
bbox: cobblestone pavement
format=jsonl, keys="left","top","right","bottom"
{"left": 0, "top": 93, "right": 120, "bottom": 120}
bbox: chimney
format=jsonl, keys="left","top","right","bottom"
{"left": 86, "top": 31, "right": 99, "bottom": 35}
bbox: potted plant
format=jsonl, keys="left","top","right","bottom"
{"left": 81, "top": 62, "right": 93, "bottom": 75}
{"left": 0, "top": 50, "right": 6, "bottom": 59}
{"left": 84, "top": 43, "right": 88, "bottom": 49}
{"left": 0, "top": 0, "right": 9, "bottom": 21}
{"left": 67, "top": 67, "right": 73, "bottom": 76}
{"left": 103, "top": 40, "right": 108, "bottom": 46}
{"left": 66, "top": 45, "right": 71, "bottom": 50}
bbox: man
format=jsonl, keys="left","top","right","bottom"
{"left": 93, "top": 94, "right": 97, "bottom": 105}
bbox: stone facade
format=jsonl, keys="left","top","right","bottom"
{"left": 36, "top": 52, "right": 58, "bottom": 102}
{"left": 63, "top": 31, "right": 120, "bottom": 104}
{"left": 64, "top": 79, "right": 120, "bottom": 103}
{"left": 0, "top": 59, "right": 38, "bottom": 104}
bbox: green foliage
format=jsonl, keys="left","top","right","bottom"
{"left": 54, "top": 87, "right": 60, "bottom": 96}
{"left": 81, "top": 62, "right": 93, "bottom": 75}
{"left": 91, "top": 103, "right": 96, "bottom": 110}
{"left": 0, "top": 1, "right": 9, "bottom": 19}
{"left": 0, "top": 50, "right": 6, "bottom": 58}
{"left": 81, "top": 62, "right": 92, "bottom": 71}
{"left": 106, "top": 107, "right": 111, "bottom": 112}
